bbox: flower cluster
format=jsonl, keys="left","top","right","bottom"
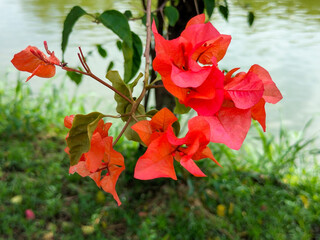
{"left": 132, "top": 108, "right": 220, "bottom": 180}
{"left": 152, "top": 14, "right": 282, "bottom": 150}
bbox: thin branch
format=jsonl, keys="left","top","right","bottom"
{"left": 194, "top": 0, "right": 200, "bottom": 15}
{"left": 142, "top": 0, "right": 147, "bottom": 10}
{"left": 146, "top": 84, "right": 164, "bottom": 90}
{"left": 152, "top": 0, "right": 169, "bottom": 14}
{"left": 143, "top": 0, "right": 152, "bottom": 86}
{"left": 112, "top": 116, "right": 133, "bottom": 147}
{"left": 103, "top": 114, "right": 123, "bottom": 119}
{"left": 62, "top": 66, "right": 133, "bottom": 105}
{"left": 78, "top": 47, "right": 90, "bottom": 72}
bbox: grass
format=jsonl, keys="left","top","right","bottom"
{"left": 1, "top": 79, "right": 319, "bottom": 239}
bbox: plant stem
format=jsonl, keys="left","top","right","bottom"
{"left": 146, "top": 84, "right": 164, "bottom": 90}
{"left": 112, "top": 0, "right": 153, "bottom": 147}
{"left": 112, "top": 116, "right": 133, "bottom": 147}
{"left": 63, "top": 66, "right": 132, "bottom": 104}
{"left": 62, "top": 48, "right": 133, "bottom": 105}
{"left": 143, "top": 0, "right": 152, "bottom": 87}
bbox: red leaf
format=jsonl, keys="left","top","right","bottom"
{"left": 171, "top": 63, "right": 212, "bottom": 88}
{"left": 152, "top": 15, "right": 229, "bottom": 117}
{"left": 131, "top": 120, "right": 153, "bottom": 146}
{"left": 64, "top": 115, "right": 74, "bottom": 129}
{"left": 192, "top": 35, "right": 232, "bottom": 64}
{"left": 206, "top": 107, "right": 252, "bottom": 150}
{"left": 134, "top": 134, "right": 176, "bottom": 180}
{"left": 25, "top": 209, "right": 35, "bottom": 220}
{"left": 224, "top": 70, "right": 264, "bottom": 109}
{"left": 11, "top": 42, "right": 60, "bottom": 82}
{"left": 248, "top": 64, "right": 282, "bottom": 104}
{"left": 100, "top": 138, "right": 125, "bottom": 206}
{"left": 182, "top": 66, "right": 224, "bottom": 116}
{"left": 69, "top": 161, "right": 102, "bottom": 187}
{"left": 180, "top": 156, "right": 206, "bottom": 177}
{"left": 84, "top": 132, "right": 106, "bottom": 173}
{"left": 168, "top": 116, "right": 221, "bottom": 175}
{"left": 185, "top": 13, "right": 205, "bottom": 28}
{"left": 149, "top": 108, "right": 178, "bottom": 133}
{"left": 132, "top": 108, "right": 178, "bottom": 146}
{"left": 251, "top": 98, "right": 266, "bottom": 131}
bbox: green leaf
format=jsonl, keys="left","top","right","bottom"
{"left": 128, "top": 72, "right": 143, "bottom": 93}
{"left": 124, "top": 104, "right": 146, "bottom": 142}
{"left": 142, "top": 12, "right": 159, "bottom": 28}
{"left": 164, "top": 6, "right": 179, "bottom": 27}
{"left": 204, "top": 0, "right": 215, "bottom": 18}
{"left": 105, "top": 71, "right": 132, "bottom": 119}
{"left": 98, "top": 10, "right": 134, "bottom": 83}
{"left": 122, "top": 42, "right": 134, "bottom": 83}
{"left": 124, "top": 10, "right": 132, "bottom": 19}
{"left": 67, "top": 112, "right": 104, "bottom": 166}
{"left": 247, "top": 11, "right": 255, "bottom": 26}
{"left": 116, "top": 40, "right": 122, "bottom": 50}
{"left": 146, "top": 109, "right": 158, "bottom": 117}
{"left": 98, "top": 10, "right": 132, "bottom": 44}
{"left": 96, "top": 44, "right": 107, "bottom": 58}
{"left": 172, "top": 120, "right": 180, "bottom": 136}
{"left": 174, "top": 98, "right": 191, "bottom": 114}
{"left": 131, "top": 32, "right": 143, "bottom": 80}
{"left": 107, "top": 61, "right": 114, "bottom": 72}
{"left": 219, "top": 1, "right": 229, "bottom": 21}
{"left": 62, "top": 6, "right": 87, "bottom": 57}
{"left": 67, "top": 71, "right": 83, "bottom": 85}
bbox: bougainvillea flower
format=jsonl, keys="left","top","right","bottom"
{"left": 206, "top": 65, "right": 282, "bottom": 150}
{"left": 132, "top": 108, "right": 220, "bottom": 180}
{"left": 65, "top": 115, "right": 125, "bottom": 206}
{"left": 152, "top": 14, "right": 230, "bottom": 116}
{"left": 11, "top": 41, "right": 60, "bottom": 82}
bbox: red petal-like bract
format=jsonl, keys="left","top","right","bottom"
{"left": 100, "top": 137, "right": 125, "bottom": 206}
{"left": 11, "top": 42, "right": 60, "bottom": 82}
{"left": 65, "top": 115, "right": 124, "bottom": 206}
{"left": 205, "top": 107, "right": 252, "bottom": 150}
{"left": 249, "top": 64, "right": 283, "bottom": 104}
{"left": 132, "top": 108, "right": 177, "bottom": 146}
{"left": 251, "top": 98, "right": 267, "bottom": 131}
{"left": 134, "top": 134, "right": 177, "bottom": 180}
{"left": 224, "top": 70, "right": 264, "bottom": 109}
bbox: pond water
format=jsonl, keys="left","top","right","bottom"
{"left": 1, "top": 0, "right": 320, "bottom": 136}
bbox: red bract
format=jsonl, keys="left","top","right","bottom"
{"left": 206, "top": 65, "right": 283, "bottom": 150}
{"left": 11, "top": 41, "right": 60, "bottom": 82}
{"left": 132, "top": 108, "right": 220, "bottom": 180}
{"left": 131, "top": 107, "right": 178, "bottom": 146}
{"left": 167, "top": 116, "right": 221, "bottom": 177}
{"left": 152, "top": 14, "right": 230, "bottom": 116}
{"left": 65, "top": 115, "right": 125, "bottom": 206}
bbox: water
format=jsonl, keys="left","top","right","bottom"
{"left": 1, "top": 0, "right": 320, "bottom": 135}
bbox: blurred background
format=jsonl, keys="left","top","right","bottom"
{"left": 1, "top": 0, "right": 320, "bottom": 239}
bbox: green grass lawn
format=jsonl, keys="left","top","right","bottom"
{"left": 1, "top": 80, "right": 319, "bottom": 239}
